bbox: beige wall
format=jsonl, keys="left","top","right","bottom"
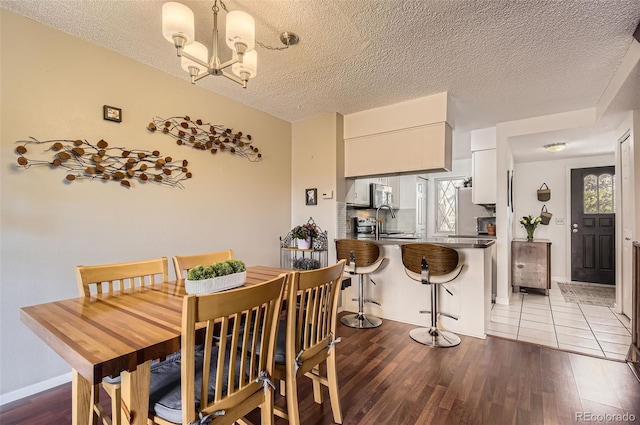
{"left": 291, "top": 113, "right": 343, "bottom": 263}
{"left": 0, "top": 10, "right": 291, "bottom": 397}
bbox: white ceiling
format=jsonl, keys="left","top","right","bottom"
{"left": 2, "top": 0, "right": 639, "bottom": 162}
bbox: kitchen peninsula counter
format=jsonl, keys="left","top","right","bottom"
{"left": 354, "top": 236, "right": 495, "bottom": 249}
{"left": 339, "top": 236, "right": 494, "bottom": 339}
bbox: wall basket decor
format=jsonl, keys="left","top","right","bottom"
{"left": 15, "top": 137, "right": 192, "bottom": 188}
{"left": 148, "top": 115, "right": 262, "bottom": 162}
{"left": 537, "top": 183, "right": 551, "bottom": 201}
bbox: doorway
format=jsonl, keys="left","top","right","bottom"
{"left": 570, "top": 166, "right": 615, "bottom": 284}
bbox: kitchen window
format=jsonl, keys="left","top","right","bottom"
{"left": 436, "top": 177, "right": 465, "bottom": 233}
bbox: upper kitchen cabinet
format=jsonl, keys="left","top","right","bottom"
{"left": 470, "top": 127, "right": 497, "bottom": 205}
{"left": 472, "top": 149, "right": 497, "bottom": 204}
{"left": 345, "top": 178, "right": 370, "bottom": 207}
{"left": 344, "top": 92, "right": 454, "bottom": 178}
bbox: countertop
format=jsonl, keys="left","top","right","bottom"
{"left": 347, "top": 235, "right": 495, "bottom": 248}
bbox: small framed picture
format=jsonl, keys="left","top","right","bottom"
{"left": 305, "top": 188, "right": 317, "bottom": 205}
{"left": 103, "top": 105, "right": 122, "bottom": 123}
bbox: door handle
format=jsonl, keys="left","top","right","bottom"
{"left": 625, "top": 237, "right": 631, "bottom": 241}
{"left": 572, "top": 229, "right": 578, "bottom": 233}
{"left": 572, "top": 224, "right": 578, "bottom": 228}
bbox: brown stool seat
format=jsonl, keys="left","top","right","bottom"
{"left": 336, "top": 239, "right": 385, "bottom": 328}
{"left": 401, "top": 243, "right": 464, "bottom": 347}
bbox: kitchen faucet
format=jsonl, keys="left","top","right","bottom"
{"left": 375, "top": 204, "right": 396, "bottom": 240}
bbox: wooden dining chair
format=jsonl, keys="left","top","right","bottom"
{"left": 171, "top": 249, "right": 234, "bottom": 280}
{"left": 147, "top": 273, "right": 288, "bottom": 425}
{"left": 273, "top": 260, "right": 346, "bottom": 425}
{"left": 75, "top": 257, "right": 170, "bottom": 425}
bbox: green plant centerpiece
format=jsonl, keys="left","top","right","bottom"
{"left": 185, "top": 259, "right": 247, "bottom": 294}
{"left": 520, "top": 215, "right": 542, "bottom": 242}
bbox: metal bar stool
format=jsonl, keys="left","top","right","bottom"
{"left": 336, "top": 239, "right": 385, "bottom": 328}
{"left": 401, "top": 243, "right": 464, "bottom": 347}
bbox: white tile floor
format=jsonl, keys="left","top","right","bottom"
{"left": 487, "top": 281, "right": 632, "bottom": 360}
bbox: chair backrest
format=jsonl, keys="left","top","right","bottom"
{"left": 285, "top": 260, "right": 346, "bottom": 377}
{"left": 172, "top": 249, "right": 234, "bottom": 280}
{"left": 401, "top": 243, "right": 459, "bottom": 276}
{"left": 335, "top": 240, "right": 380, "bottom": 268}
{"left": 76, "top": 257, "right": 169, "bottom": 296}
{"left": 180, "top": 273, "right": 287, "bottom": 424}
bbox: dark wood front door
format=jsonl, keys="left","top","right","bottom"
{"left": 570, "top": 166, "right": 615, "bottom": 284}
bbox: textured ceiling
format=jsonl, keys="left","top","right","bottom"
{"left": 2, "top": 0, "right": 639, "bottom": 161}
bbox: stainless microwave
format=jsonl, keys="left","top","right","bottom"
{"left": 370, "top": 183, "right": 393, "bottom": 208}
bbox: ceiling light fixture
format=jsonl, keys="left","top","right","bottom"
{"left": 162, "top": 0, "right": 261, "bottom": 88}
{"left": 544, "top": 142, "right": 567, "bottom": 153}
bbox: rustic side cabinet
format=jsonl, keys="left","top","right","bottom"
{"left": 512, "top": 239, "right": 551, "bottom": 295}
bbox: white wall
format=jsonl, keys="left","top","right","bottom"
{"left": 0, "top": 10, "right": 292, "bottom": 400}
{"left": 513, "top": 154, "right": 614, "bottom": 282}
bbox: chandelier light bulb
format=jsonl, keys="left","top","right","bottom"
{"left": 162, "top": 2, "right": 194, "bottom": 46}
{"left": 232, "top": 50, "right": 258, "bottom": 79}
{"left": 226, "top": 10, "right": 256, "bottom": 52}
{"left": 181, "top": 42, "right": 209, "bottom": 75}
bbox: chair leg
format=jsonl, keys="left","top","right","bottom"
{"left": 340, "top": 274, "right": 382, "bottom": 329}
{"left": 101, "top": 381, "right": 120, "bottom": 425}
{"left": 285, "top": 374, "right": 301, "bottom": 425}
{"left": 326, "top": 355, "right": 343, "bottom": 424}
{"left": 111, "top": 385, "right": 121, "bottom": 425}
{"left": 312, "top": 365, "right": 324, "bottom": 404}
{"left": 260, "top": 383, "right": 274, "bottom": 425}
{"left": 409, "top": 283, "right": 460, "bottom": 348}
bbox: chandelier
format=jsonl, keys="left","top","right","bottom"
{"left": 162, "top": 0, "right": 259, "bottom": 88}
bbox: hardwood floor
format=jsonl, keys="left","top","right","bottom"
{"left": 2, "top": 312, "right": 639, "bottom": 425}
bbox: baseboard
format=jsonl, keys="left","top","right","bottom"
{"left": 0, "top": 372, "right": 71, "bottom": 406}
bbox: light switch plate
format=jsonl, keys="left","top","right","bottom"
{"left": 322, "top": 190, "right": 333, "bottom": 199}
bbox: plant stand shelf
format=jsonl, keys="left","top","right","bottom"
{"left": 280, "top": 218, "right": 328, "bottom": 271}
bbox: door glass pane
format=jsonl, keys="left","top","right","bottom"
{"left": 598, "top": 174, "right": 614, "bottom": 213}
{"left": 583, "top": 174, "right": 598, "bottom": 213}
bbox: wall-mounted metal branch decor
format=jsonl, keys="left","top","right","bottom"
{"left": 15, "top": 137, "right": 192, "bottom": 188}
{"left": 147, "top": 115, "right": 262, "bottom": 162}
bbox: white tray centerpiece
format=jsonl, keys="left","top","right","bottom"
{"left": 185, "top": 259, "right": 247, "bottom": 295}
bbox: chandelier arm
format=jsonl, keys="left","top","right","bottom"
{"left": 221, "top": 70, "right": 247, "bottom": 88}
{"left": 219, "top": 57, "right": 240, "bottom": 70}
{"left": 192, "top": 72, "right": 212, "bottom": 83}
{"left": 180, "top": 50, "right": 210, "bottom": 69}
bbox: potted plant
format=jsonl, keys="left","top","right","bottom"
{"left": 520, "top": 215, "right": 542, "bottom": 242}
{"left": 185, "top": 259, "right": 247, "bottom": 294}
{"left": 291, "top": 222, "right": 319, "bottom": 249}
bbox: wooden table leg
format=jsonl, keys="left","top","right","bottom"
{"left": 120, "top": 361, "right": 151, "bottom": 425}
{"left": 72, "top": 369, "right": 93, "bottom": 425}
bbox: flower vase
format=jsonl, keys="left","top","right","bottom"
{"left": 296, "top": 237, "right": 311, "bottom": 249}
{"left": 526, "top": 227, "right": 535, "bottom": 242}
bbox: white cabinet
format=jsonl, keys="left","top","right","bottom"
{"left": 399, "top": 176, "right": 416, "bottom": 209}
{"left": 388, "top": 177, "right": 401, "bottom": 209}
{"left": 346, "top": 178, "right": 371, "bottom": 206}
{"left": 415, "top": 177, "right": 427, "bottom": 238}
{"left": 472, "top": 149, "right": 496, "bottom": 204}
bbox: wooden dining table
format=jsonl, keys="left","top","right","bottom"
{"left": 20, "top": 265, "right": 290, "bottom": 425}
